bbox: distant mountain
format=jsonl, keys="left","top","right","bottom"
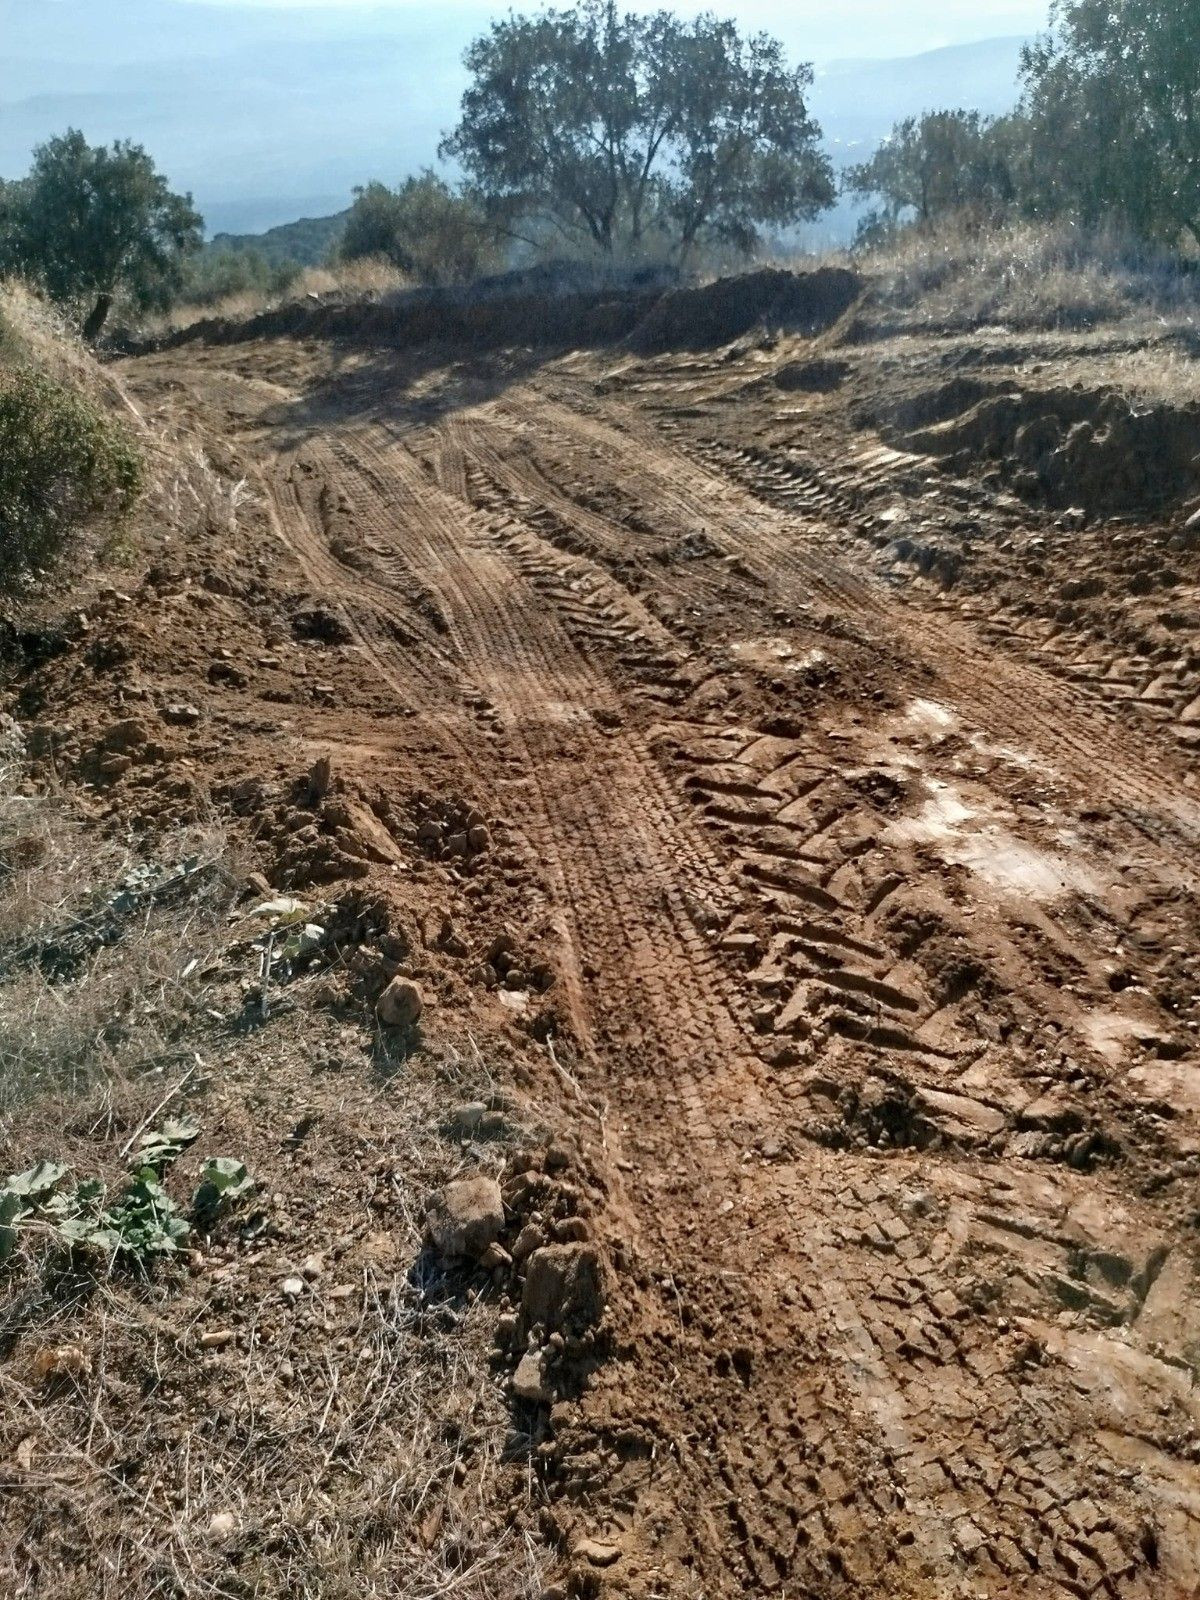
{"left": 811, "top": 36, "right": 1028, "bottom": 164}
{"left": 0, "top": 3, "right": 1027, "bottom": 242}
{"left": 208, "top": 211, "right": 350, "bottom": 267}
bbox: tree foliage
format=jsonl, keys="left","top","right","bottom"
{"left": 1019, "top": 0, "right": 1200, "bottom": 246}
{"left": 844, "top": 111, "right": 1021, "bottom": 240}
{"left": 340, "top": 172, "right": 501, "bottom": 285}
{"left": 441, "top": 0, "right": 834, "bottom": 262}
{"left": 0, "top": 130, "right": 202, "bottom": 337}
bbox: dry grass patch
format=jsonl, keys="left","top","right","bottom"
{"left": 853, "top": 222, "right": 1200, "bottom": 334}
{"left": 0, "top": 747, "right": 554, "bottom": 1598}
{"left": 152, "top": 256, "right": 415, "bottom": 334}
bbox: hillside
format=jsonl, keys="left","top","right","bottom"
{"left": 207, "top": 210, "right": 350, "bottom": 268}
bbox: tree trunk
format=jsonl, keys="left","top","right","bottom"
{"left": 82, "top": 293, "right": 112, "bottom": 342}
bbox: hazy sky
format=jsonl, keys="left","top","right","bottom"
{"left": 185, "top": 0, "right": 1051, "bottom": 60}
{"left": 4, "top": 0, "right": 1042, "bottom": 232}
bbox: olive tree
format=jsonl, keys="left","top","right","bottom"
{"left": 844, "top": 110, "right": 1023, "bottom": 238}
{"left": 1020, "top": 0, "right": 1200, "bottom": 246}
{"left": 440, "top": 0, "right": 834, "bottom": 263}
{"left": 0, "top": 131, "right": 202, "bottom": 338}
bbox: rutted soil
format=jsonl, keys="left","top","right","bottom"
{"left": 10, "top": 272, "right": 1200, "bottom": 1596}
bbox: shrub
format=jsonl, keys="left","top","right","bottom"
{"left": 0, "top": 367, "right": 142, "bottom": 580}
{"left": 177, "top": 246, "right": 301, "bottom": 308}
{"left": 341, "top": 173, "right": 503, "bottom": 286}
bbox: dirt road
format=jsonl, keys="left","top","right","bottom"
{"left": 113, "top": 311, "right": 1200, "bottom": 1597}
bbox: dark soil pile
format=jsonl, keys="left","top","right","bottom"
{"left": 879, "top": 378, "right": 1200, "bottom": 514}
{"left": 130, "top": 267, "right": 863, "bottom": 362}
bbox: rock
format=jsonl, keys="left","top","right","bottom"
{"left": 467, "top": 823, "right": 491, "bottom": 853}
{"left": 102, "top": 718, "right": 149, "bottom": 752}
{"left": 307, "top": 756, "right": 332, "bottom": 802}
{"left": 376, "top": 976, "right": 424, "bottom": 1027}
{"left": 511, "top": 1222, "right": 547, "bottom": 1264}
{"left": 451, "top": 1102, "right": 487, "bottom": 1134}
{"left": 426, "top": 1175, "right": 505, "bottom": 1258}
{"left": 281, "top": 1276, "right": 305, "bottom": 1299}
{"left": 301, "top": 1253, "right": 323, "bottom": 1280}
{"left": 574, "top": 1538, "right": 621, "bottom": 1568}
{"left": 1019, "top": 1086, "right": 1085, "bottom": 1134}
{"left": 520, "top": 1243, "right": 607, "bottom": 1338}
{"left": 31, "top": 1344, "right": 91, "bottom": 1382}
{"left": 488, "top": 925, "right": 518, "bottom": 964}
{"left": 198, "top": 1329, "right": 236, "bottom": 1350}
{"left": 161, "top": 703, "right": 201, "bottom": 726}
{"left": 512, "top": 1346, "right": 554, "bottom": 1404}
{"left": 208, "top": 1511, "right": 237, "bottom": 1539}
{"left": 480, "top": 1241, "right": 512, "bottom": 1270}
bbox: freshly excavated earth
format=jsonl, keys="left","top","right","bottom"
{"left": 16, "top": 278, "right": 1200, "bottom": 1597}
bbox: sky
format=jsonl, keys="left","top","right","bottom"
{"left": 183, "top": 0, "right": 1051, "bottom": 60}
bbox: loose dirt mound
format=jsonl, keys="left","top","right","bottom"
{"left": 130, "top": 267, "right": 862, "bottom": 360}
{"left": 623, "top": 266, "right": 861, "bottom": 353}
{"left": 880, "top": 377, "right": 1200, "bottom": 514}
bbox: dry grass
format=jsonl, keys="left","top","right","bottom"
{"left": 853, "top": 220, "right": 1200, "bottom": 334}
{"left": 0, "top": 280, "right": 95, "bottom": 391}
{"left": 0, "top": 740, "right": 551, "bottom": 1598}
{"left": 153, "top": 257, "right": 415, "bottom": 334}
{"left": 0, "top": 755, "right": 238, "bottom": 1119}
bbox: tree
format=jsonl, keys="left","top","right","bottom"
{"left": 440, "top": 0, "right": 834, "bottom": 264}
{"left": 844, "top": 110, "right": 1022, "bottom": 239}
{"left": 340, "top": 173, "right": 502, "bottom": 285}
{"left": 1020, "top": 0, "right": 1200, "bottom": 246}
{"left": 0, "top": 131, "right": 202, "bottom": 338}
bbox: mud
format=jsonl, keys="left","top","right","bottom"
{"left": 8, "top": 283, "right": 1200, "bottom": 1598}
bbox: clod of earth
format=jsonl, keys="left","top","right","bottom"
{"left": 425, "top": 1174, "right": 505, "bottom": 1258}
{"left": 512, "top": 1345, "right": 554, "bottom": 1404}
{"left": 375, "top": 975, "right": 424, "bottom": 1026}
{"left": 520, "top": 1242, "right": 608, "bottom": 1338}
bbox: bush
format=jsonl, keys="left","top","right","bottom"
{"left": 177, "top": 247, "right": 301, "bottom": 308}
{"left": 0, "top": 368, "right": 142, "bottom": 580}
{"left": 341, "top": 173, "right": 503, "bottom": 286}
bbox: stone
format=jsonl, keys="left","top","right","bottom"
{"left": 511, "top": 1222, "right": 547, "bottom": 1264}
{"left": 512, "top": 1346, "right": 554, "bottom": 1404}
{"left": 451, "top": 1102, "right": 486, "bottom": 1134}
{"left": 520, "top": 1243, "right": 607, "bottom": 1338}
{"left": 161, "top": 703, "right": 201, "bottom": 726}
{"left": 102, "top": 718, "right": 149, "bottom": 752}
{"left": 488, "top": 925, "right": 518, "bottom": 964}
{"left": 426, "top": 1175, "right": 504, "bottom": 1258}
{"left": 281, "top": 1276, "right": 305, "bottom": 1299}
{"left": 376, "top": 976, "right": 424, "bottom": 1028}
{"left": 467, "top": 823, "right": 491, "bottom": 853}
{"left": 208, "top": 1511, "right": 237, "bottom": 1539}
{"left": 307, "top": 756, "right": 332, "bottom": 802}
{"left": 574, "top": 1538, "right": 621, "bottom": 1568}
{"left": 198, "top": 1329, "right": 235, "bottom": 1350}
